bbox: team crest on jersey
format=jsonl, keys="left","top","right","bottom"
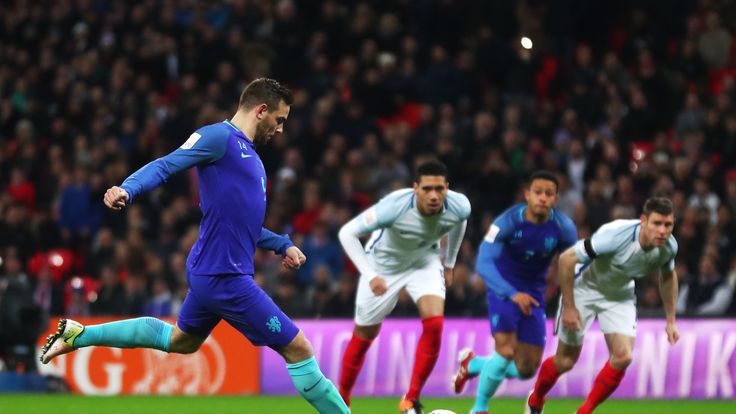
{"left": 266, "top": 316, "right": 282, "bottom": 333}
{"left": 544, "top": 237, "right": 557, "bottom": 252}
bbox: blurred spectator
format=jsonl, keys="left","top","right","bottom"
{"left": 698, "top": 12, "right": 733, "bottom": 70}
{"left": 0, "top": 248, "right": 43, "bottom": 371}
{"left": 57, "top": 165, "right": 102, "bottom": 244}
{"left": 143, "top": 277, "right": 174, "bottom": 317}
{"left": 297, "top": 220, "right": 344, "bottom": 285}
{"left": 91, "top": 266, "right": 126, "bottom": 316}
{"left": 678, "top": 255, "right": 733, "bottom": 315}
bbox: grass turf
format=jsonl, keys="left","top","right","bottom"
{"left": 2, "top": 395, "right": 734, "bottom": 414}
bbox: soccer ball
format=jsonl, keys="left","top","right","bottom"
{"left": 428, "top": 411, "right": 457, "bottom": 414}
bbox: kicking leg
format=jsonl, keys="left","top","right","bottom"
{"left": 339, "top": 323, "right": 380, "bottom": 406}
{"left": 576, "top": 334, "right": 633, "bottom": 414}
{"left": 279, "top": 331, "right": 350, "bottom": 414}
{"left": 41, "top": 316, "right": 208, "bottom": 364}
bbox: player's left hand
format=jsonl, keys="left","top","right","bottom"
{"left": 665, "top": 322, "right": 680, "bottom": 345}
{"left": 283, "top": 246, "right": 306, "bottom": 270}
{"left": 443, "top": 266, "right": 454, "bottom": 288}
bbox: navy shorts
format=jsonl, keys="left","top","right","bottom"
{"left": 177, "top": 273, "right": 299, "bottom": 348}
{"left": 487, "top": 292, "right": 547, "bottom": 347}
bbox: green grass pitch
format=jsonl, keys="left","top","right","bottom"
{"left": 3, "top": 395, "right": 734, "bottom": 413}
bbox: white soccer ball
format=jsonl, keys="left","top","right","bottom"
{"left": 428, "top": 411, "right": 457, "bottom": 414}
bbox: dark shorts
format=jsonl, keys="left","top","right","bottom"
{"left": 177, "top": 273, "right": 299, "bottom": 348}
{"left": 487, "top": 292, "right": 546, "bottom": 347}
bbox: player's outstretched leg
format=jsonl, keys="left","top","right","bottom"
{"left": 40, "top": 317, "right": 174, "bottom": 364}
{"left": 469, "top": 352, "right": 512, "bottom": 414}
{"left": 284, "top": 332, "right": 350, "bottom": 414}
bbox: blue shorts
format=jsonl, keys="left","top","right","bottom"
{"left": 487, "top": 292, "right": 546, "bottom": 347}
{"left": 177, "top": 273, "right": 299, "bottom": 349}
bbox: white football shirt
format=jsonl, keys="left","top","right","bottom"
{"left": 338, "top": 189, "right": 470, "bottom": 278}
{"left": 574, "top": 219, "right": 678, "bottom": 298}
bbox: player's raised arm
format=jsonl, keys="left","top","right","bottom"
{"left": 108, "top": 128, "right": 228, "bottom": 208}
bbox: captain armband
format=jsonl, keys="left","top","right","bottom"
{"left": 583, "top": 238, "right": 598, "bottom": 259}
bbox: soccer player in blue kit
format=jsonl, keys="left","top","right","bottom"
{"left": 452, "top": 171, "right": 577, "bottom": 414}
{"left": 40, "top": 78, "right": 350, "bottom": 413}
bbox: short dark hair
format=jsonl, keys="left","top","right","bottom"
{"left": 528, "top": 170, "right": 559, "bottom": 192}
{"left": 414, "top": 159, "right": 448, "bottom": 183}
{"left": 643, "top": 197, "right": 674, "bottom": 217}
{"left": 238, "top": 78, "right": 293, "bottom": 110}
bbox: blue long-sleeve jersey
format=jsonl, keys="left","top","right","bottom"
{"left": 120, "top": 120, "right": 293, "bottom": 276}
{"left": 476, "top": 203, "right": 577, "bottom": 303}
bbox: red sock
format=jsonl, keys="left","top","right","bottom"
{"left": 406, "top": 316, "right": 443, "bottom": 400}
{"left": 529, "top": 357, "right": 561, "bottom": 408}
{"left": 577, "top": 361, "right": 626, "bottom": 414}
{"left": 339, "top": 333, "right": 373, "bottom": 406}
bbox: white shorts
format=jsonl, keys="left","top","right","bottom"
{"left": 555, "top": 281, "right": 637, "bottom": 346}
{"left": 354, "top": 260, "right": 446, "bottom": 326}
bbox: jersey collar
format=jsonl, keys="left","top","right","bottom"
{"left": 223, "top": 119, "right": 255, "bottom": 148}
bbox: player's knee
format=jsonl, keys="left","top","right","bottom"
{"left": 554, "top": 355, "right": 577, "bottom": 373}
{"left": 497, "top": 346, "right": 515, "bottom": 360}
{"left": 169, "top": 340, "right": 201, "bottom": 354}
{"left": 611, "top": 352, "right": 633, "bottom": 369}
{"left": 168, "top": 328, "right": 204, "bottom": 354}
{"left": 354, "top": 324, "right": 381, "bottom": 340}
{"left": 281, "top": 332, "right": 315, "bottom": 363}
{"left": 516, "top": 361, "right": 538, "bottom": 379}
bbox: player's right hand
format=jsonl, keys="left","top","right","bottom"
{"left": 561, "top": 305, "right": 582, "bottom": 331}
{"left": 369, "top": 276, "right": 388, "bottom": 296}
{"left": 104, "top": 186, "right": 129, "bottom": 210}
{"left": 511, "top": 292, "right": 540, "bottom": 316}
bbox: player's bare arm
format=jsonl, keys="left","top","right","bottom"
{"left": 659, "top": 269, "right": 680, "bottom": 344}
{"left": 558, "top": 247, "right": 582, "bottom": 331}
{"left": 103, "top": 186, "right": 129, "bottom": 210}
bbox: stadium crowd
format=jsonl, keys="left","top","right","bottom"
{"left": 1, "top": 1, "right": 736, "bottom": 368}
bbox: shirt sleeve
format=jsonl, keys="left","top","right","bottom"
{"left": 475, "top": 212, "right": 517, "bottom": 298}
{"left": 337, "top": 190, "right": 412, "bottom": 279}
{"left": 120, "top": 129, "right": 227, "bottom": 203}
{"left": 441, "top": 220, "right": 467, "bottom": 268}
{"left": 574, "top": 221, "right": 630, "bottom": 264}
{"left": 350, "top": 190, "right": 411, "bottom": 235}
{"left": 558, "top": 214, "right": 579, "bottom": 252}
{"left": 661, "top": 236, "right": 678, "bottom": 272}
{"left": 257, "top": 228, "right": 295, "bottom": 256}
